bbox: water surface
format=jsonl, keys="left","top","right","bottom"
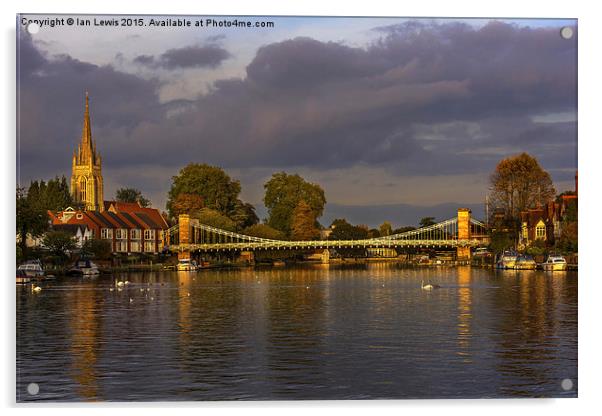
{"left": 16, "top": 264, "right": 578, "bottom": 401}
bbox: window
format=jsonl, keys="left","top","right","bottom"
{"left": 130, "top": 241, "right": 141, "bottom": 252}
{"left": 536, "top": 221, "right": 546, "bottom": 239}
{"left": 79, "top": 177, "right": 87, "bottom": 202}
{"left": 130, "top": 229, "right": 141, "bottom": 240}
{"left": 522, "top": 223, "right": 528, "bottom": 240}
{"left": 144, "top": 241, "right": 155, "bottom": 252}
{"left": 116, "top": 228, "right": 128, "bottom": 239}
{"left": 101, "top": 228, "right": 113, "bottom": 239}
{"left": 115, "top": 241, "right": 127, "bottom": 252}
{"left": 144, "top": 229, "right": 155, "bottom": 240}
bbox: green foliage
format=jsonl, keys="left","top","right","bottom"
{"left": 525, "top": 239, "right": 546, "bottom": 256}
{"left": 264, "top": 172, "right": 326, "bottom": 236}
{"left": 557, "top": 222, "right": 578, "bottom": 253}
{"left": 116, "top": 187, "right": 151, "bottom": 207}
{"left": 229, "top": 200, "right": 259, "bottom": 231}
{"left": 27, "top": 176, "right": 73, "bottom": 212}
{"left": 192, "top": 208, "right": 237, "bottom": 232}
{"left": 42, "top": 231, "right": 76, "bottom": 262}
{"left": 81, "top": 238, "right": 112, "bottom": 260}
{"left": 392, "top": 226, "right": 416, "bottom": 234}
{"left": 290, "top": 200, "right": 319, "bottom": 240}
{"left": 563, "top": 199, "right": 577, "bottom": 222}
{"left": 379, "top": 221, "right": 392, "bottom": 237}
{"left": 243, "top": 224, "right": 287, "bottom": 240}
{"left": 16, "top": 187, "right": 49, "bottom": 258}
{"left": 329, "top": 218, "right": 368, "bottom": 257}
{"left": 488, "top": 230, "right": 516, "bottom": 253}
{"left": 419, "top": 217, "right": 436, "bottom": 228}
{"left": 167, "top": 163, "right": 241, "bottom": 218}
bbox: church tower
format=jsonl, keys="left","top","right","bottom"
{"left": 71, "top": 92, "right": 104, "bottom": 211}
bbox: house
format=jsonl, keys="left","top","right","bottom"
{"left": 51, "top": 223, "right": 93, "bottom": 248}
{"left": 48, "top": 202, "right": 169, "bottom": 254}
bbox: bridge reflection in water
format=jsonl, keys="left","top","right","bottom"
{"left": 165, "top": 208, "right": 489, "bottom": 260}
{"left": 16, "top": 265, "right": 577, "bottom": 401}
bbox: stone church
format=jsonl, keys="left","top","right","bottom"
{"left": 71, "top": 92, "right": 104, "bottom": 211}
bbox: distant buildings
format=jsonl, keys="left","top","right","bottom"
{"left": 518, "top": 172, "right": 577, "bottom": 248}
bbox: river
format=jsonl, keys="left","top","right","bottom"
{"left": 16, "top": 263, "right": 578, "bottom": 401}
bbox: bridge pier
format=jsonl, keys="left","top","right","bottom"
{"left": 457, "top": 208, "right": 472, "bottom": 261}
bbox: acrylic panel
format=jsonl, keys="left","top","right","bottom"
{"left": 16, "top": 14, "right": 578, "bottom": 402}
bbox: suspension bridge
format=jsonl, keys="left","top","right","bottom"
{"left": 163, "top": 208, "right": 489, "bottom": 261}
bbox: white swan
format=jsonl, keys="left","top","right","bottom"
{"left": 421, "top": 279, "right": 441, "bottom": 290}
{"left": 31, "top": 284, "right": 42, "bottom": 293}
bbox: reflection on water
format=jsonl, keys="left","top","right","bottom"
{"left": 16, "top": 264, "right": 577, "bottom": 401}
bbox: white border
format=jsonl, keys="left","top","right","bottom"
{"left": 2, "top": 1, "right": 600, "bottom": 415}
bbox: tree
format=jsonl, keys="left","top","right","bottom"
{"left": 28, "top": 176, "right": 73, "bottom": 211}
{"left": 229, "top": 200, "right": 259, "bottom": 231}
{"left": 42, "top": 231, "right": 76, "bottom": 262}
{"left": 170, "top": 193, "right": 205, "bottom": 218}
{"left": 419, "top": 217, "right": 436, "bottom": 228}
{"left": 81, "top": 238, "right": 112, "bottom": 260}
{"left": 290, "top": 200, "right": 319, "bottom": 240}
{"left": 393, "top": 226, "right": 416, "bottom": 234}
{"left": 264, "top": 172, "right": 326, "bottom": 236}
{"left": 167, "top": 163, "right": 241, "bottom": 218}
{"left": 379, "top": 221, "right": 393, "bottom": 237}
{"left": 192, "top": 208, "right": 236, "bottom": 232}
{"left": 489, "top": 153, "right": 555, "bottom": 222}
{"left": 328, "top": 219, "right": 368, "bottom": 258}
{"left": 16, "top": 187, "right": 49, "bottom": 258}
{"left": 116, "top": 187, "right": 151, "bottom": 207}
{"left": 243, "top": 224, "right": 286, "bottom": 240}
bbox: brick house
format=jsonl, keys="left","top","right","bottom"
{"left": 48, "top": 201, "right": 169, "bottom": 254}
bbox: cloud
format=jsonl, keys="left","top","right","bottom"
{"left": 134, "top": 45, "right": 230, "bottom": 69}
{"left": 17, "top": 20, "right": 577, "bottom": 210}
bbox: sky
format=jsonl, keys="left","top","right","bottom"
{"left": 16, "top": 15, "right": 577, "bottom": 227}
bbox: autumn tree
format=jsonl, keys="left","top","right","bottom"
{"left": 290, "top": 200, "right": 320, "bottom": 240}
{"left": 489, "top": 153, "right": 555, "bottom": 222}
{"left": 170, "top": 193, "right": 205, "bottom": 217}
{"left": 115, "top": 187, "right": 151, "bottom": 207}
{"left": 264, "top": 172, "right": 326, "bottom": 236}
{"left": 167, "top": 163, "right": 241, "bottom": 218}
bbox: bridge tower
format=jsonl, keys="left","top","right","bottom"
{"left": 177, "top": 214, "right": 197, "bottom": 260}
{"left": 457, "top": 208, "right": 472, "bottom": 261}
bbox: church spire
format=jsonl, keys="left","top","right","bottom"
{"left": 82, "top": 91, "right": 92, "bottom": 147}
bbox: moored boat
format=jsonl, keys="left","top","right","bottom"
{"left": 16, "top": 269, "right": 31, "bottom": 284}
{"left": 542, "top": 255, "right": 567, "bottom": 271}
{"left": 177, "top": 258, "right": 198, "bottom": 271}
{"left": 17, "top": 259, "right": 45, "bottom": 279}
{"left": 496, "top": 250, "right": 517, "bottom": 269}
{"left": 515, "top": 254, "right": 537, "bottom": 270}
{"left": 68, "top": 259, "right": 100, "bottom": 276}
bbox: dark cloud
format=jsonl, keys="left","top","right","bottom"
{"left": 135, "top": 45, "right": 230, "bottom": 69}
{"left": 18, "top": 20, "right": 577, "bottom": 208}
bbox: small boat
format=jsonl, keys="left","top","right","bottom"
{"left": 496, "top": 250, "right": 517, "bottom": 269}
{"left": 542, "top": 255, "right": 567, "bottom": 271}
{"left": 515, "top": 254, "right": 537, "bottom": 270}
{"left": 16, "top": 269, "right": 31, "bottom": 284}
{"left": 68, "top": 259, "right": 100, "bottom": 276}
{"left": 177, "top": 258, "right": 198, "bottom": 271}
{"left": 272, "top": 260, "right": 286, "bottom": 267}
{"left": 17, "top": 259, "right": 45, "bottom": 279}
